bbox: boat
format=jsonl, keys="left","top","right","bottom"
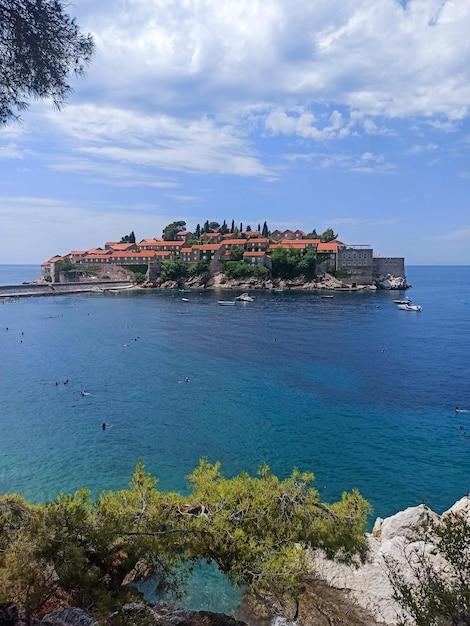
{"left": 236, "top": 292, "right": 254, "bottom": 302}
{"left": 321, "top": 295, "right": 334, "bottom": 299}
{"left": 397, "top": 303, "right": 422, "bottom": 311}
{"left": 217, "top": 300, "right": 235, "bottom": 306}
{"left": 181, "top": 297, "right": 189, "bottom": 302}
{"left": 394, "top": 299, "right": 411, "bottom": 305}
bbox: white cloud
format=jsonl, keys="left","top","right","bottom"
{"left": 42, "top": 105, "right": 275, "bottom": 180}
{"left": 72, "top": 0, "right": 470, "bottom": 123}
{"left": 408, "top": 143, "right": 438, "bottom": 154}
{"left": 264, "top": 107, "right": 348, "bottom": 140}
{"left": 320, "top": 150, "right": 394, "bottom": 173}
{"left": 0, "top": 143, "right": 24, "bottom": 159}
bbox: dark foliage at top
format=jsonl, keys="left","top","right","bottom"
{"left": 0, "top": 0, "right": 94, "bottom": 124}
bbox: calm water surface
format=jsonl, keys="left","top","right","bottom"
{"left": 1, "top": 265, "right": 469, "bottom": 612}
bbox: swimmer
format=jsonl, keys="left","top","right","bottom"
{"left": 184, "top": 377, "right": 189, "bottom": 383}
{"left": 102, "top": 422, "right": 106, "bottom": 430}
{"left": 456, "top": 407, "right": 469, "bottom": 413}
{"left": 63, "top": 379, "right": 69, "bottom": 385}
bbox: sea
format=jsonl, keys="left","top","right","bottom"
{"left": 1, "top": 264, "right": 469, "bottom": 615}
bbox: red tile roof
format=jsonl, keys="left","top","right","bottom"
{"left": 223, "top": 239, "right": 247, "bottom": 245}
{"left": 317, "top": 242, "right": 339, "bottom": 252}
{"left": 192, "top": 244, "right": 224, "bottom": 251}
{"left": 243, "top": 251, "right": 266, "bottom": 257}
{"left": 42, "top": 255, "right": 63, "bottom": 265}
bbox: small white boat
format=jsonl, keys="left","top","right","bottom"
{"left": 181, "top": 297, "right": 190, "bottom": 302}
{"left": 321, "top": 295, "right": 334, "bottom": 299}
{"left": 397, "top": 303, "right": 422, "bottom": 311}
{"left": 236, "top": 292, "right": 254, "bottom": 302}
{"left": 217, "top": 300, "right": 235, "bottom": 306}
{"left": 394, "top": 299, "right": 411, "bottom": 305}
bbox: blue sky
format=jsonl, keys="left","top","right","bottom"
{"left": 1, "top": 0, "right": 470, "bottom": 265}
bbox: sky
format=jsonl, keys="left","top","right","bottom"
{"left": 1, "top": 0, "right": 470, "bottom": 266}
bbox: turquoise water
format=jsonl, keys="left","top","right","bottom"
{"left": 1, "top": 265, "right": 470, "bottom": 612}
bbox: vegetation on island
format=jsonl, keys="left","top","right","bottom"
{"left": 0, "top": 0, "right": 94, "bottom": 125}
{"left": 0, "top": 459, "right": 371, "bottom": 619}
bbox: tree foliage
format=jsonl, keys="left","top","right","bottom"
{"left": 162, "top": 221, "right": 186, "bottom": 241}
{"left": 0, "top": 461, "right": 371, "bottom": 618}
{"left": 270, "top": 248, "right": 316, "bottom": 280}
{"left": 223, "top": 261, "right": 268, "bottom": 279}
{"left": 160, "top": 257, "right": 188, "bottom": 281}
{"left": 120, "top": 231, "right": 136, "bottom": 244}
{"left": 0, "top": 0, "right": 94, "bottom": 124}
{"left": 386, "top": 509, "right": 470, "bottom": 626}
{"left": 320, "top": 228, "right": 337, "bottom": 242}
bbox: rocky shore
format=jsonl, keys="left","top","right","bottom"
{"left": 144, "top": 271, "right": 409, "bottom": 292}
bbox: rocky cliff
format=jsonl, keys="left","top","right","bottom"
{"left": 310, "top": 495, "right": 470, "bottom": 625}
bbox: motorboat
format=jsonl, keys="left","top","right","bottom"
{"left": 217, "top": 300, "right": 235, "bottom": 306}
{"left": 181, "top": 297, "right": 190, "bottom": 302}
{"left": 397, "top": 303, "right": 422, "bottom": 311}
{"left": 236, "top": 292, "right": 254, "bottom": 302}
{"left": 394, "top": 299, "right": 411, "bottom": 305}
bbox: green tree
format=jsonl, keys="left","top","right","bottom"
{"left": 0, "top": 0, "right": 94, "bottom": 125}
{"left": 0, "top": 461, "right": 371, "bottom": 619}
{"left": 160, "top": 257, "right": 189, "bottom": 281}
{"left": 296, "top": 249, "right": 317, "bottom": 280}
{"left": 194, "top": 223, "right": 201, "bottom": 238}
{"left": 208, "top": 221, "right": 220, "bottom": 232}
{"left": 305, "top": 229, "right": 319, "bottom": 239}
{"left": 262, "top": 221, "right": 269, "bottom": 238}
{"left": 162, "top": 221, "right": 186, "bottom": 241}
{"left": 120, "top": 231, "right": 136, "bottom": 244}
{"left": 182, "top": 460, "right": 370, "bottom": 614}
{"left": 320, "top": 228, "right": 338, "bottom": 242}
{"left": 188, "top": 259, "right": 209, "bottom": 277}
{"left": 271, "top": 248, "right": 303, "bottom": 279}
{"left": 228, "top": 246, "right": 244, "bottom": 261}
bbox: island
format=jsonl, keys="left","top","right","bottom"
{"left": 40, "top": 221, "right": 408, "bottom": 292}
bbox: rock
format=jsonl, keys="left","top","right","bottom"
{"left": 379, "top": 504, "right": 439, "bottom": 542}
{"left": 113, "top": 602, "right": 248, "bottom": 626}
{"left": 310, "top": 499, "right": 468, "bottom": 625}
{"left": 0, "top": 603, "right": 40, "bottom": 626}
{"left": 442, "top": 494, "right": 470, "bottom": 520}
{"left": 374, "top": 274, "right": 409, "bottom": 290}
{"left": 41, "top": 607, "right": 98, "bottom": 626}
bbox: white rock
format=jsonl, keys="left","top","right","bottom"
{"left": 310, "top": 498, "right": 466, "bottom": 625}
